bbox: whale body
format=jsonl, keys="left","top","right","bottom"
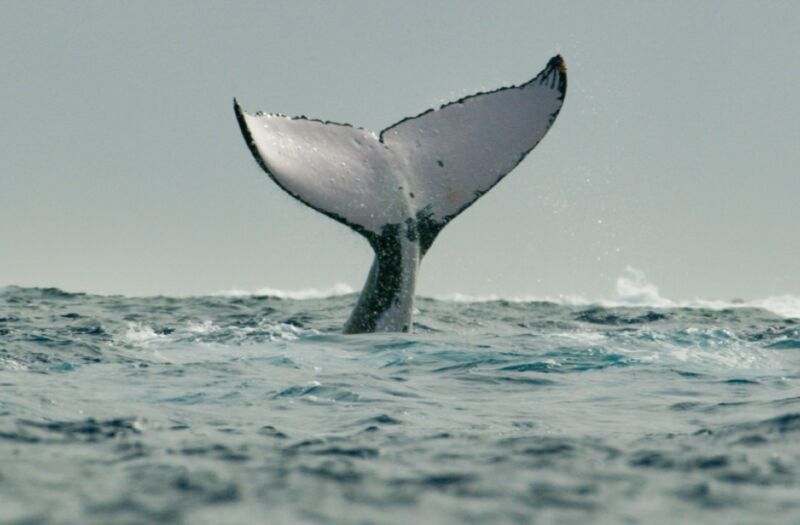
{"left": 235, "top": 55, "right": 567, "bottom": 333}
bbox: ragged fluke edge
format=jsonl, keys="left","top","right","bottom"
{"left": 235, "top": 55, "right": 567, "bottom": 333}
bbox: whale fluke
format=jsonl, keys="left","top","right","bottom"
{"left": 235, "top": 55, "right": 567, "bottom": 333}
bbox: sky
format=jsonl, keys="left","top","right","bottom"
{"left": 1, "top": 1, "right": 798, "bottom": 301}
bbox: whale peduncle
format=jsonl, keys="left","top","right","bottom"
{"left": 344, "top": 223, "right": 421, "bottom": 333}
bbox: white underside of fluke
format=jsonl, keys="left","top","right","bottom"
{"left": 235, "top": 55, "right": 567, "bottom": 333}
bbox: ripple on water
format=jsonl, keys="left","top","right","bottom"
{"left": 1, "top": 287, "right": 799, "bottom": 523}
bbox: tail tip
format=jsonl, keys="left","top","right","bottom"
{"left": 549, "top": 54, "right": 566, "bottom": 73}
{"left": 233, "top": 98, "right": 247, "bottom": 120}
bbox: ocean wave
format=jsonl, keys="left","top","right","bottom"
{"left": 124, "top": 322, "right": 167, "bottom": 345}
{"left": 429, "top": 267, "right": 800, "bottom": 319}
{"left": 4, "top": 271, "right": 798, "bottom": 319}
{"left": 119, "top": 320, "right": 318, "bottom": 348}
{"left": 215, "top": 283, "right": 355, "bottom": 300}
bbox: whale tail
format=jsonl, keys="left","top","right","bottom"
{"left": 235, "top": 55, "right": 567, "bottom": 333}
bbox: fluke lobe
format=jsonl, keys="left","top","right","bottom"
{"left": 235, "top": 55, "right": 567, "bottom": 333}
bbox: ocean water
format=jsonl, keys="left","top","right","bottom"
{"left": 1, "top": 281, "right": 799, "bottom": 525}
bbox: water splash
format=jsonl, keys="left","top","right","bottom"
{"left": 613, "top": 266, "right": 671, "bottom": 306}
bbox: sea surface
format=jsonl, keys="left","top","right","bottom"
{"left": 1, "top": 282, "right": 799, "bottom": 525}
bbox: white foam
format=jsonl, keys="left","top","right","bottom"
{"left": 0, "top": 356, "right": 28, "bottom": 371}
{"left": 214, "top": 270, "right": 798, "bottom": 320}
{"left": 262, "top": 322, "right": 319, "bottom": 341}
{"left": 186, "top": 320, "right": 218, "bottom": 334}
{"left": 216, "top": 283, "right": 355, "bottom": 300}
{"left": 612, "top": 267, "right": 672, "bottom": 307}
{"left": 124, "top": 323, "right": 165, "bottom": 344}
{"left": 748, "top": 295, "right": 800, "bottom": 320}
{"left": 430, "top": 291, "right": 587, "bottom": 304}
{"left": 120, "top": 319, "right": 318, "bottom": 348}
{"left": 430, "top": 267, "right": 800, "bottom": 320}
{"left": 607, "top": 268, "right": 800, "bottom": 319}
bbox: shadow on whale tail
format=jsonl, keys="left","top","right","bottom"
{"left": 235, "top": 55, "right": 567, "bottom": 333}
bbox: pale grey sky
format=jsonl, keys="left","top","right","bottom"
{"left": 1, "top": 1, "right": 798, "bottom": 301}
